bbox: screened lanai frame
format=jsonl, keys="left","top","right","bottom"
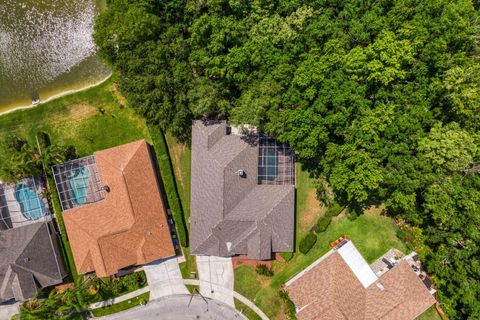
{"left": 257, "top": 136, "right": 296, "bottom": 185}
{"left": 0, "top": 177, "right": 51, "bottom": 230}
{"left": 52, "top": 155, "right": 106, "bottom": 211}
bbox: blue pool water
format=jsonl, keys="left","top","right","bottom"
{"left": 68, "top": 167, "right": 91, "bottom": 205}
{"left": 14, "top": 184, "right": 46, "bottom": 220}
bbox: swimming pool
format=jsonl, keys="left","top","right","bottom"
{"left": 68, "top": 167, "right": 91, "bottom": 205}
{"left": 14, "top": 184, "right": 46, "bottom": 220}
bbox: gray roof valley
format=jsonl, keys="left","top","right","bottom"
{"left": 190, "top": 120, "right": 295, "bottom": 260}
{"left": 0, "top": 222, "right": 66, "bottom": 302}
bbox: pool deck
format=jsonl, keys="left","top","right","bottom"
{"left": 1, "top": 182, "right": 50, "bottom": 230}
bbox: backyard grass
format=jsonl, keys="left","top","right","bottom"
{"left": 90, "top": 292, "right": 150, "bottom": 317}
{"left": 235, "top": 164, "right": 407, "bottom": 319}
{"left": 0, "top": 77, "right": 148, "bottom": 157}
{"left": 416, "top": 306, "right": 443, "bottom": 320}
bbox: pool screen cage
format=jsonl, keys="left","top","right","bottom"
{"left": 52, "top": 155, "right": 106, "bottom": 211}
{"left": 0, "top": 177, "right": 50, "bottom": 230}
{"left": 258, "top": 136, "right": 295, "bottom": 185}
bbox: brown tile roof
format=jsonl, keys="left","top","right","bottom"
{"left": 63, "top": 140, "right": 175, "bottom": 277}
{"left": 286, "top": 244, "right": 436, "bottom": 320}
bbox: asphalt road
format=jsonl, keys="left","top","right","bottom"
{"left": 98, "top": 294, "right": 247, "bottom": 320}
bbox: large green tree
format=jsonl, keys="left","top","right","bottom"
{"left": 94, "top": 0, "right": 480, "bottom": 317}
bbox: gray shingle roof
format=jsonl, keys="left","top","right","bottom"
{"left": 0, "top": 222, "right": 66, "bottom": 302}
{"left": 190, "top": 120, "right": 295, "bottom": 259}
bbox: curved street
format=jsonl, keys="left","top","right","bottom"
{"left": 97, "top": 294, "right": 247, "bottom": 320}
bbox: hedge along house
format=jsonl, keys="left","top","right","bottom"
{"left": 51, "top": 140, "right": 175, "bottom": 277}
{"left": 190, "top": 120, "right": 295, "bottom": 260}
{"left": 0, "top": 178, "right": 66, "bottom": 303}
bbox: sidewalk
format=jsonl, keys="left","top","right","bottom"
{"left": 184, "top": 279, "right": 269, "bottom": 320}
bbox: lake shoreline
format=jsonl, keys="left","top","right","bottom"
{"left": 0, "top": 73, "right": 113, "bottom": 117}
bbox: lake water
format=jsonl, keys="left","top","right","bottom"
{"left": 0, "top": 0, "right": 110, "bottom": 112}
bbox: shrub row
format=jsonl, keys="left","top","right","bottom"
{"left": 256, "top": 264, "right": 274, "bottom": 277}
{"left": 314, "top": 202, "right": 343, "bottom": 234}
{"left": 279, "top": 290, "right": 298, "bottom": 320}
{"left": 299, "top": 233, "right": 317, "bottom": 254}
{"left": 148, "top": 125, "right": 188, "bottom": 247}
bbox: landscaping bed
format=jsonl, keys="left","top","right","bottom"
{"left": 91, "top": 292, "right": 150, "bottom": 317}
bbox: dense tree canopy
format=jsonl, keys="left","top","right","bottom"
{"left": 95, "top": 0, "right": 480, "bottom": 318}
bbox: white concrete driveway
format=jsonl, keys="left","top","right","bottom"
{"left": 143, "top": 257, "right": 189, "bottom": 300}
{"left": 195, "top": 256, "right": 234, "bottom": 307}
{"left": 0, "top": 302, "right": 19, "bottom": 320}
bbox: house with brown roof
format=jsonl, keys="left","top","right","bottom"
{"left": 52, "top": 140, "right": 175, "bottom": 277}
{"left": 190, "top": 120, "right": 296, "bottom": 260}
{"left": 285, "top": 239, "right": 436, "bottom": 320}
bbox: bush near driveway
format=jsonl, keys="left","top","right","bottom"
{"left": 256, "top": 264, "right": 274, "bottom": 277}
{"left": 299, "top": 233, "right": 317, "bottom": 254}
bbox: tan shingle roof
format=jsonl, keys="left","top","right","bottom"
{"left": 63, "top": 140, "right": 175, "bottom": 277}
{"left": 286, "top": 245, "right": 436, "bottom": 320}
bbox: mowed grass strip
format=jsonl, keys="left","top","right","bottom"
{"left": 91, "top": 292, "right": 150, "bottom": 317}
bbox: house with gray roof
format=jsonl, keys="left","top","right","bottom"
{"left": 0, "top": 221, "right": 66, "bottom": 303}
{"left": 190, "top": 120, "right": 295, "bottom": 260}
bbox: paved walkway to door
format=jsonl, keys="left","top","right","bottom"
{"left": 143, "top": 257, "right": 189, "bottom": 300}
{"left": 195, "top": 256, "right": 234, "bottom": 307}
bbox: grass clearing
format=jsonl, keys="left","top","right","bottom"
{"left": 416, "top": 306, "right": 443, "bottom": 320}
{"left": 0, "top": 77, "right": 149, "bottom": 157}
{"left": 91, "top": 292, "right": 150, "bottom": 317}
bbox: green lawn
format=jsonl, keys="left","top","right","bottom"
{"left": 163, "top": 135, "right": 197, "bottom": 277}
{"left": 165, "top": 134, "right": 191, "bottom": 229}
{"left": 0, "top": 77, "right": 149, "bottom": 157}
{"left": 179, "top": 247, "right": 198, "bottom": 279}
{"left": 235, "top": 298, "right": 262, "bottom": 320}
{"left": 91, "top": 292, "right": 150, "bottom": 317}
{"left": 234, "top": 164, "right": 407, "bottom": 319}
{"left": 416, "top": 306, "right": 443, "bottom": 320}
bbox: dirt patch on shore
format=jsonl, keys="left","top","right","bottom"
{"left": 109, "top": 84, "right": 127, "bottom": 107}
{"left": 69, "top": 103, "right": 96, "bottom": 119}
{"left": 299, "top": 189, "right": 324, "bottom": 232}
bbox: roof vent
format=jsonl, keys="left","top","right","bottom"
{"left": 376, "top": 282, "right": 385, "bottom": 291}
{"left": 102, "top": 185, "right": 111, "bottom": 193}
{"left": 226, "top": 126, "right": 232, "bottom": 135}
{"left": 236, "top": 170, "right": 246, "bottom": 178}
{"left": 24, "top": 257, "right": 31, "bottom": 263}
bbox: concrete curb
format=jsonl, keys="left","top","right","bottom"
{"left": 184, "top": 279, "right": 269, "bottom": 320}
{"left": 89, "top": 286, "right": 149, "bottom": 310}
